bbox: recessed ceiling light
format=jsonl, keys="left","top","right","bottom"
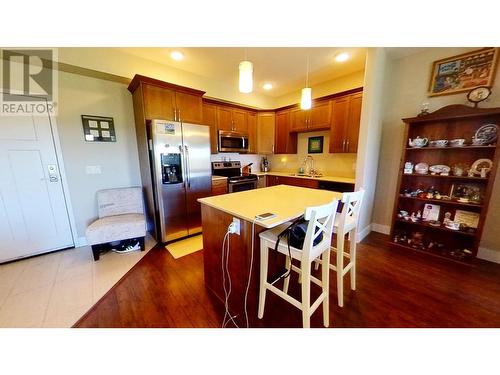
{"left": 335, "top": 52, "right": 349, "bottom": 62}
{"left": 263, "top": 83, "right": 273, "bottom": 90}
{"left": 170, "top": 50, "right": 184, "bottom": 61}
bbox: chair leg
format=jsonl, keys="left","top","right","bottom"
{"left": 91, "top": 244, "right": 101, "bottom": 261}
{"left": 258, "top": 241, "right": 269, "bottom": 319}
{"left": 350, "top": 230, "right": 357, "bottom": 290}
{"left": 283, "top": 255, "right": 291, "bottom": 294}
{"left": 300, "top": 261, "right": 311, "bottom": 328}
{"left": 336, "top": 233, "right": 345, "bottom": 307}
{"left": 321, "top": 249, "right": 330, "bottom": 327}
{"left": 138, "top": 236, "right": 146, "bottom": 251}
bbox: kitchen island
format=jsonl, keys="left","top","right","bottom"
{"left": 198, "top": 185, "right": 341, "bottom": 327}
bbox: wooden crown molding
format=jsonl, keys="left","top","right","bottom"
{"left": 403, "top": 104, "right": 500, "bottom": 124}
{"left": 128, "top": 74, "right": 206, "bottom": 96}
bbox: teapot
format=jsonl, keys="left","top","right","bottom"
{"left": 408, "top": 136, "right": 429, "bottom": 148}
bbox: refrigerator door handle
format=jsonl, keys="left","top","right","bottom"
{"left": 184, "top": 145, "right": 191, "bottom": 188}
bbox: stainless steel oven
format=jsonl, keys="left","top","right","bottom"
{"left": 218, "top": 131, "right": 249, "bottom": 153}
{"left": 228, "top": 176, "right": 258, "bottom": 192}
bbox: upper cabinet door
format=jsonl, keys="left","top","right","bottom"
{"left": 346, "top": 93, "right": 363, "bottom": 153}
{"left": 329, "top": 96, "right": 350, "bottom": 153}
{"left": 247, "top": 112, "right": 257, "bottom": 153}
{"left": 232, "top": 109, "right": 248, "bottom": 133}
{"left": 143, "top": 84, "right": 176, "bottom": 120}
{"left": 290, "top": 108, "right": 308, "bottom": 132}
{"left": 274, "top": 110, "right": 297, "bottom": 154}
{"left": 216, "top": 106, "right": 233, "bottom": 131}
{"left": 257, "top": 112, "right": 275, "bottom": 154}
{"left": 175, "top": 91, "right": 203, "bottom": 124}
{"left": 202, "top": 103, "right": 218, "bottom": 154}
{"left": 309, "top": 100, "right": 332, "bottom": 130}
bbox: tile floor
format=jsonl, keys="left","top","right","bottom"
{"left": 0, "top": 235, "right": 156, "bottom": 328}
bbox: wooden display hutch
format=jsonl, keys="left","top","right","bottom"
{"left": 390, "top": 105, "right": 500, "bottom": 264}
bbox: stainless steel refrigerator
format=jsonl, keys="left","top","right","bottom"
{"left": 150, "top": 119, "right": 211, "bottom": 243}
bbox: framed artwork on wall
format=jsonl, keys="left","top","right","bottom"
{"left": 81, "top": 115, "right": 116, "bottom": 142}
{"left": 428, "top": 48, "right": 498, "bottom": 97}
{"left": 308, "top": 136, "right": 324, "bottom": 153}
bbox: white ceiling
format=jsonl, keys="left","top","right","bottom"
{"left": 115, "top": 47, "right": 367, "bottom": 97}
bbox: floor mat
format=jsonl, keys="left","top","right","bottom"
{"left": 165, "top": 235, "right": 203, "bottom": 259}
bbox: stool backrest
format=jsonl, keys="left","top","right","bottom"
{"left": 97, "top": 187, "right": 144, "bottom": 218}
{"left": 338, "top": 189, "right": 365, "bottom": 234}
{"left": 302, "top": 199, "right": 339, "bottom": 261}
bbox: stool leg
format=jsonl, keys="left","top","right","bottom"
{"left": 336, "top": 233, "right": 345, "bottom": 307}
{"left": 350, "top": 230, "right": 357, "bottom": 290}
{"left": 139, "top": 236, "right": 145, "bottom": 251}
{"left": 283, "top": 255, "right": 291, "bottom": 294}
{"left": 91, "top": 244, "right": 100, "bottom": 261}
{"left": 300, "top": 261, "right": 311, "bottom": 328}
{"left": 258, "top": 241, "right": 269, "bottom": 319}
{"left": 321, "top": 249, "right": 330, "bottom": 327}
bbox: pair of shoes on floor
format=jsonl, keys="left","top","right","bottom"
{"left": 111, "top": 242, "right": 141, "bottom": 254}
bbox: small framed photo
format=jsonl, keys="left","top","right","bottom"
{"left": 81, "top": 115, "right": 116, "bottom": 142}
{"left": 308, "top": 136, "right": 324, "bottom": 154}
{"left": 428, "top": 48, "right": 498, "bottom": 97}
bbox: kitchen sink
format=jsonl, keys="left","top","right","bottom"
{"left": 289, "top": 173, "right": 323, "bottom": 178}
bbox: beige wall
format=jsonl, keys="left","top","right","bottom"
{"left": 56, "top": 71, "right": 141, "bottom": 241}
{"left": 372, "top": 47, "right": 500, "bottom": 254}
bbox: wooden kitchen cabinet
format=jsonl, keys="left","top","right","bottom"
{"left": 139, "top": 81, "right": 203, "bottom": 124}
{"left": 211, "top": 178, "right": 228, "bottom": 196}
{"left": 216, "top": 106, "right": 248, "bottom": 133}
{"left": 247, "top": 112, "right": 257, "bottom": 153}
{"left": 257, "top": 112, "right": 275, "bottom": 154}
{"left": 329, "top": 92, "right": 363, "bottom": 153}
{"left": 289, "top": 100, "right": 331, "bottom": 133}
{"left": 202, "top": 103, "right": 218, "bottom": 154}
{"left": 266, "top": 175, "right": 319, "bottom": 189}
{"left": 275, "top": 109, "right": 297, "bottom": 154}
{"left": 143, "top": 84, "right": 176, "bottom": 121}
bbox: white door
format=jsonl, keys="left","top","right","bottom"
{"left": 0, "top": 100, "right": 73, "bottom": 262}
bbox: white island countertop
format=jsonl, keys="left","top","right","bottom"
{"left": 252, "top": 171, "right": 355, "bottom": 185}
{"left": 198, "top": 185, "right": 342, "bottom": 228}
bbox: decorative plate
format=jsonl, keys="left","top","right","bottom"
{"left": 414, "top": 162, "right": 429, "bottom": 175}
{"left": 474, "top": 124, "right": 498, "bottom": 144}
{"left": 469, "top": 158, "right": 493, "bottom": 176}
{"left": 467, "top": 86, "right": 492, "bottom": 104}
{"left": 429, "top": 164, "right": 451, "bottom": 175}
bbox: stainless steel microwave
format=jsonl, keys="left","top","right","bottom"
{"left": 218, "top": 130, "right": 249, "bottom": 153}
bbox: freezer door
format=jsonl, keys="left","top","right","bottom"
{"left": 182, "top": 123, "right": 212, "bottom": 235}
{"left": 151, "top": 120, "right": 188, "bottom": 242}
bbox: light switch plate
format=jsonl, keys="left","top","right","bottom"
{"left": 86, "top": 165, "right": 101, "bottom": 174}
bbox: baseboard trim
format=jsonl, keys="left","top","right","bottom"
{"left": 357, "top": 224, "right": 372, "bottom": 242}
{"left": 75, "top": 236, "right": 88, "bottom": 248}
{"left": 371, "top": 223, "right": 391, "bottom": 235}
{"left": 477, "top": 247, "right": 500, "bottom": 264}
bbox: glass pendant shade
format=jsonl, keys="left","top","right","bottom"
{"left": 239, "top": 60, "right": 253, "bottom": 93}
{"left": 300, "top": 87, "right": 312, "bottom": 110}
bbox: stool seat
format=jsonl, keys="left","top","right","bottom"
{"left": 334, "top": 214, "right": 356, "bottom": 233}
{"left": 86, "top": 213, "right": 146, "bottom": 245}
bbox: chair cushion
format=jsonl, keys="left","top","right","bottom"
{"left": 86, "top": 213, "right": 146, "bottom": 245}
{"left": 97, "top": 187, "right": 144, "bottom": 218}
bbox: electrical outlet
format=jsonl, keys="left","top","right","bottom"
{"left": 230, "top": 217, "right": 240, "bottom": 235}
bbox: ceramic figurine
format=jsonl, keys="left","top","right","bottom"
{"left": 443, "top": 212, "right": 452, "bottom": 226}
{"left": 416, "top": 210, "right": 422, "bottom": 220}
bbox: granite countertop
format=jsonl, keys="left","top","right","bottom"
{"left": 252, "top": 171, "right": 355, "bottom": 184}
{"left": 198, "top": 185, "right": 342, "bottom": 228}
{"left": 211, "top": 175, "right": 228, "bottom": 181}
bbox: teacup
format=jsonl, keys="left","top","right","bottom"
{"left": 430, "top": 139, "right": 448, "bottom": 147}
{"left": 450, "top": 138, "right": 465, "bottom": 147}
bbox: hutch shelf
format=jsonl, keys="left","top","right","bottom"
{"left": 390, "top": 105, "right": 500, "bottom": 264}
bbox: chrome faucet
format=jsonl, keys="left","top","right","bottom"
{"left": 303, "top": 155, "right": 315, "bottom": 176}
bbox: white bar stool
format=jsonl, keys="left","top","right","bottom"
{"left": 257, "top": 199, "right": 339, "bottom": 328}
{"left": 324, "top": 189, "right": 365, "bottom": 307}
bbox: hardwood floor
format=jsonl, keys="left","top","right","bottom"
{"left": 74, "top": 232, "right": 500, "bottom": 328}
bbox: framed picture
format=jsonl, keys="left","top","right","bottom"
{"left": 81, "top": 115, "right": 116, "bottom": 142}
{"left": 307, "top": 136, "right": 324, "bottom": 154}
{"left": 428, "top": 48, "right": 498, "bottom": 97}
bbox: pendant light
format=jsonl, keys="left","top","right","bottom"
{"left": 239, "top": 49, "right": 253, "bottom": 93}
{"left": 300, "top": 55, "right": 312, "bottom": 110}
